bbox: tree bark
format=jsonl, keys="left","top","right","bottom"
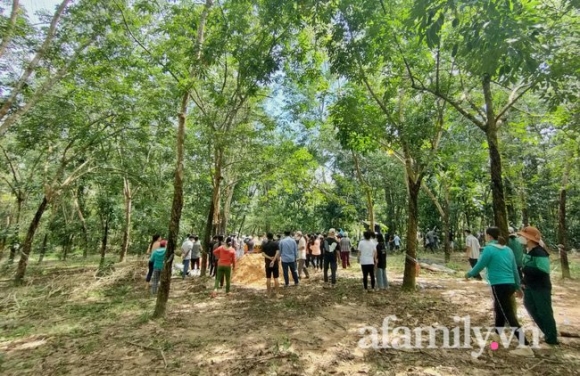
{"left": 153, "top": 92, "right": 188, "bottom": 319}
{"left": 119, "top": 177, "right": 132, "bottom": 262}
{"left": 99, "top": 216, "right": 109, "bottom": 268}
{"left": 38, "top": 233, "right": 48, "bottom": 264}
{"left": 0, "top": 0, "right": 20, "bottom": 59}
{"left": 558, "top": 160, "right": 572, "bottom": 279}
{"left": 481, "top": 74, "right": 509, "bottom": 239}
{"left": 402, "top": 176, "right": 421, "bottom": 290}
{"left": 73, "top": 193, "right": 89, "bottom": 258}
{"left": 15, "top": 196, "right": 49, "bottom": 282}
{"left": 201, "top": 198, "right": 215, "bottom": 277}
{"left": 486, "top": 126, "right": 509, "bottom": 239}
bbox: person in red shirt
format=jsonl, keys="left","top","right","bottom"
{"left": 211, "top": 237, "right": 236, "bottom": 297}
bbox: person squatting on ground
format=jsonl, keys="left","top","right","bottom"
{"left": 181, "top": 234, "right": 194, "bottom": 278}
{"left": 464, "top": 229, "right": 482, "bottom": 280}
{"left": 339, "top": 232, "right": 351, "bottom": 269}
{"left": 145, "top": 234, "right": 161, "bottom": 283}
{"left": 279, "top": 230, "right": 300, "bottom": 287}
{"left": 465, "top": 227, "right": 528, "bottom": 345}
{"left": 212, "top": 237, "right": 236, "bottom": 297}
{"left": 149, "top": 239, "right": 167, "bottom": 295}
{"left": 323, "top": 229, "right": 341, "bottom": 288}
{"left": 296, "top": 231, "right": 310, "bottom": 279}
{"left": 262, "top": 233, "right": 280, "bottom": 297}
{"left": 518, "top": 226, "right": 559, "bottom": 345}
{"left": 357, "top": 231, "right": 377, "bottom": 291}
{"left": 376, "top": 233, "right": 388, "bottom": 290}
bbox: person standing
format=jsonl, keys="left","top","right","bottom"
{"left": 145, "top": 234, "right": 161, "bottom": 284}
{"left": 323, "top": 229, "right": 341, "bottom": 288}
{"left": 376, "top": 233, "right": 388, "bottom": 290}
{"left": 339, "top": 232, "right": 352, "bottom": 269}
{"left": 149, "top": 239, "right": 167, "bottom": 295}
{"left": 393, "top": 234, "right": 401, "bottom": 252}
{"left": 507, "top": 227, "right": 524, "bottom": 280}
{"left": 279, "top": 230, "right": 299, "bottom": 287}
{"left": 465, "top": 227, "right": 527, "bottom": 345}
{"left": 296, "top": 231, "right": 310, "bottom": 279}
{"left": 190, "top": 236, "right": 202, "bottom": 276}
{"left": 311, "top": 235, "right": 321, "bottom": 270}
{"left": 357, "top": 231, "right": 377, "bottom": 291}
{"left": 464, "top": 229, "right": 482, "bottom": 280}
{"left": 245, "top": 236, "right": 255, "bottom": 254}
{"left": 518, "top": 226, "right": 559, "bottom": 345}
{"left": 211, "top": 237, "right": 236, "bottom": 297}
{"left": 181, "top": 235, "right": 194, "bottom": 279}
{"left": 262, "top": 233, "right": 280, "bottom": 297}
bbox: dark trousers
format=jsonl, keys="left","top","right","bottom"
{"left": 323, "top": 254, "right": 337, "bottom": 285}
{"left": 491, "top": 284, "right": 527, "bottom": 344}
{"left": 191, "top": 258, "right": 200, "bottom": 270}
{"left": 317, "top": 254, "right": 324, "bottom": 269}
{"left": 282, "top": 261, "right": 299, "bottom": 286}
{"left": 146, "top": 261, "right": 154, "bottom": 282}
{"left": 469, "top": 258, "right": 482, "bottom": 280}
{"left": 361, "top": 264, "right": 375, "bottom": 289}
{"left": 209, "top": 253, "right": 216, "bottom": 276}
{"left": 524, "top": 288, "right": 558, "bottom": 344}
{"left": 306, "top": 253, "right": 313, "bottom": 268}
{"left": 340, "top": 251, "right": 350, "bottom": 268}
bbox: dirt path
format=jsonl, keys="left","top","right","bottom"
{"left": 1, "top": 256, "right": 579, "bottom": 376}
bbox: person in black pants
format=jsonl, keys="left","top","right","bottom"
{"left": 323, "top": 229, "right": 340, "bottom": 287}
{"left": 357, "top": 231, "right": 377, "bottom": 291}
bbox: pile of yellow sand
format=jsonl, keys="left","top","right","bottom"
{"left": 232, "top": 253, "right": 265, "bottom": 286}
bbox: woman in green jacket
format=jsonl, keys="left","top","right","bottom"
{"left": 465, "top": 227, "right": 527, "bottom": 345}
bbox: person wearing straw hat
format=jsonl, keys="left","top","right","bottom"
{"left": 518, "top": 226, "right": 559, "bottom": 345}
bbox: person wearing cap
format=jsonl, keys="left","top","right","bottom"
{"left": 339, "top": 231, "right": 352, "bottom": 269}
{"left": 149, "top": 239, "right": 167, "bottom": 295}
{"left": 518, "top": 226, "right": 559, "bottom": 345}
{"left": 323, "top": 229, "right": 341, "bottom": 287}
{"left": 507, "top": 227, "right": 524, "bottom": 280}
{"left": 465, "top": 227, "right": 527, "bottom": 345}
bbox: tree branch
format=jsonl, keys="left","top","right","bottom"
{"left": 0, "top": 0, "right": 20, "bottom": 58}
{"left": 0, "top": 0, "right": 72, "bottom": 123}
{"left": 495, "top": 82, "right": 534, "bottom": 123}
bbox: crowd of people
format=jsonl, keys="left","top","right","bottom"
{"left": 144, "top": 224, "right": 560, "bottom": 347}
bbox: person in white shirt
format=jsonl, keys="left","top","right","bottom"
{"left": 181, "top": 235, "right": 194, "bottom": 279}
{"left": 393, "top": 234, "right": 401, "bottom": 251}
{"left": 464, "top": 229, "right": 482, "bottom": 280}
{"left": 357, "top": 231, "right": 377, "bottom": 291}
{"left": 296, "top": 231, "right": 309, "bottom": 279}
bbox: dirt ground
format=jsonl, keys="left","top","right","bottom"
{"left": 1, "top": 253, "right": 580, "bottom": 376}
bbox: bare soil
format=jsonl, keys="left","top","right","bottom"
{"left": 1, "top": 253, "right": 579, "bottom": 376}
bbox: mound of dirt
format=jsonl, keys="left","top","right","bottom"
{"left": 232, "top": 253, "right": 265, "bottom": 286}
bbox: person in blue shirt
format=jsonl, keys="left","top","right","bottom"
{"left": 149, "top": 239, "right": 167, "bottom": 295}
{"left": 465, "top": 227, "right": 527, "bottom": 345}
{"left": 279, "top": 230, "right": 299, "bottom": 287}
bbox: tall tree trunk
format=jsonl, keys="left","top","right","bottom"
{"left": 219, "top": 182, "right": 236, "bottom": 235}
{"left": 99, "top": 216, "right": 109, "bottom": 268}
{"left": 485, "top": 126, "right": 509, "bottom": 239}
{"left": 15, "top": 196, "right": 49, "bottom": 282}
{"left": 119, "top": 177, "right": 132, "bottom": 262}
{"left": 73, "top": 194, "right": 89, "bottom": 258}
{"left": 201, "top": 199, "right": 215, "bottom": 277}
{"left": 38, "top": 233, "right": 48, "bottom": 263}
{"left": 153, "top": 92, "right": 188, "bottom": 319}
{"left": 402, "top": 177, "right": 421, "bottom": 290}
{"left": 482, "top": 74, "right": 508, "bottom": 239}
{"left": 558, "top": 161, "right": 572, "bottom": 279}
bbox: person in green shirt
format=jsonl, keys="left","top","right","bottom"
{"left": 507, "top": 227, "right": 524, "bottom": 279}
{"left": 149, "top": 240, "right": 167, "bottom": 295}
{"left": 465, "top": 227, "right": 527, "bottom": 345}
{"left": 518, "top": 226, "right": 558, "bottom": 345}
